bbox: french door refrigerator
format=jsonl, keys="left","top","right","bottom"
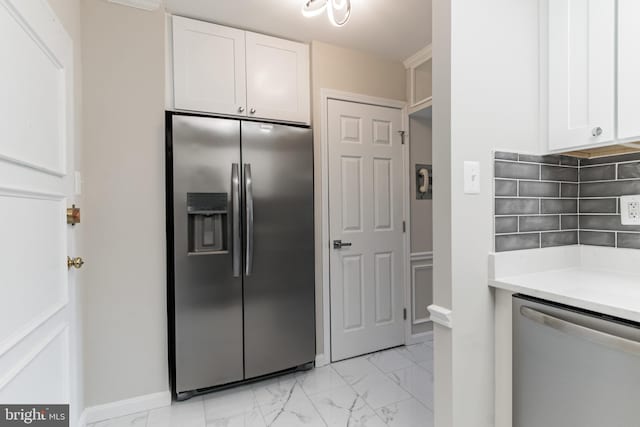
{"left": 166, "top": 112, "right": 315, "bottom": 400}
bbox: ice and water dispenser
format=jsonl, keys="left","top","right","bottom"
{"left": 187, "top": 193, "right": 228, "bottom": 254}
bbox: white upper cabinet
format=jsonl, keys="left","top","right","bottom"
{"left": 245, "top": 32, "right": 310, "bottom": 124}
{"left": 617, "top": 0, "right": 640, "bottom": 141}
{"left": 547, "top": 0, "right": 615, "bottom": 151}
{"left": 172, "top": 16, "right": 247, "bottom": 116}
{"left": 171, "top": 17, "right": 310, "bottom": 124}
{"left": 404, "top": 46, "right": 432, "bottom": 115}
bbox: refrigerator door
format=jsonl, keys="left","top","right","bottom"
{"left": 241, "top": 121, "right": 315, "bottom": 378}
{"left": 171, "top": 115, "right": 244, "bottom": 394}
{"left": 513, "top": 295, "right": 640, "bottom": 427}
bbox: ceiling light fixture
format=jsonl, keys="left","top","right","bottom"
{"left": 302, "top": 0, "right": 352, "bottom": 27}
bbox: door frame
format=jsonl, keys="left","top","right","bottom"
{"left": 319, "top": 89, "right": 410, "bottom": 365}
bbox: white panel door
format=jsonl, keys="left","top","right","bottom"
{"left": 245, "top": 32, "right": 310, "bottom": 124}
{"left": 618, "top": 0, "right": 640, "bottom": 142}
{"left": 329, "top": 99, "right": 405, "bottom": 361}
{"left": 0, "top": 0, "right": 78, "bottom": 423}
{"left": 548, "top": 0, "right": 615, "bottom": 151}
{"left": 172, "top": 16, "right": 247, "bottom": 116}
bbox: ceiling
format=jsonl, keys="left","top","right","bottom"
{"left": 164, "top": 0, "right": 431, "bottom": 62}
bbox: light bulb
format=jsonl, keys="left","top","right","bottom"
{"left": 327, "top": 0, "right": 351, "bottom": 26}
{"left": 301, "top": 0, "right": 327, "bottom": 17}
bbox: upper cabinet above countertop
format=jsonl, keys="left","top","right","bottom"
{"left": 404, "top": 45, "right": 432, "bottom": 115}
{"left": 170, "top": 16, "right": 310, "bottom": 125}
{"left": 542, "top": 0, "right": 640, "bottom": 153}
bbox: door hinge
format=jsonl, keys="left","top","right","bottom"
{"left": 402, "top": 221, "right": 406, "bottom": 233}
{"left": 398, "top": 130, "right": 406, "bottom": 145}
{"left": 403, "top": 308, "right": 407, "bottom": 320}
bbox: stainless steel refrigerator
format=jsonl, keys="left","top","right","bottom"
{"left": 165, "top": 112, "right": 315, "bottom": 400}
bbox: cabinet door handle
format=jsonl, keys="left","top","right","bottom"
{"left": 592, "top": 127, "right": 603, "bottom": 137}
{"left": 250, "top": 108, "right": 256, "bottom": 114}
{"left": 238, "top": 107, "right": 245, "bottom": 113}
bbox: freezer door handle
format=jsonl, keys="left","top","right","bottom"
{"left": 520, "top": 306, "right": 640, "bottom": 356}
{"left": 231, "top": 163, "right": 241, "bottom": 277}
{"left": 244, "top": 164, "right": 254, "bottom": 276}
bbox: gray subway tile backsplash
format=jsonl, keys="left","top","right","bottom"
{"left": 495, "top": 216, "right": 518, "bottom": 234}
{"left": 542, "top": 231, "right": 578, "bottom": 248}
{"left": 579, "top": 215, "right": 640, "bottom": 232}
{"left": 579, "top": 198, "right": 618, "bottom": 214}
{"left": 519, "top": 215, "right": 560, "bottom": 232}
{"left": 495, "top": 179, "right": 517, "bottom": 196}
{"left": 617, "top": 162, "right": 640, "bottom": 179}
{"left": 494, "top": 150, "right": 640, "bottom": 251}
{"left": 561, "top": 215, "right": 578, "bottom": 230}
{"left": 617, "top": 233, "right": 640, "bottom": 250}
{"left": 518, "top": 154, "right": 562, "bottom": 165}
{"left": 541, "top": 165, "right": 578, "bottom": 182}
{"left": 495, "top": 233, "right": 540, "bottom": 252}
{"left": 580, "top": 180, "right": 640, "bottom": 197}
{"left": 541, "top": 199, "right": 578, "bottom": 214}
{"left": 579, "top": 164, "right": 616, "bottom": 182}
{"left": 560, "top": 183, "right": 579, "bottom": 198}
{"left": 495, "top": 198, "right": 539, "bottom": 215}
{"left": 495, "top": 161, "right": 540, "bottom": 180}
{"left": 579, "top": 231, "right": 616, "bottom": 247}
{"left": 494, "top": 151, "right": 519, "bottom": 161}
{"left": 519, "top": 181, "right": 559, "bottom": 197}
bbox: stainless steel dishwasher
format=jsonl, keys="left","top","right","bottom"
{"left": 513, "top": 294, "right": 640, "bottom": 427}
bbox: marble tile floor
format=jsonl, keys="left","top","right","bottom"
{"left": 88, "top": 341, "right": 434, "bottom": 427}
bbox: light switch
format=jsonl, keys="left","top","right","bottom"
{"left": 464, "top": 161, "right": 480, "bottom": 194}
{"left": 621, "top": 195, "right": 640, "bottom": 225}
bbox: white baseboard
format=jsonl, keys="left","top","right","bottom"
{"left": 406, "top": 330, "right": 434, "bottom": 346}
{"left": 315, "top": 353, "right": 330, "bottom": 367}
{"left": 81, "top": 390, "right": 171, "bottom": 425}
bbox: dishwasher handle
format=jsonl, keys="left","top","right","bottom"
{"left": 520, "top": 306, "right": 640, "bottom": 357}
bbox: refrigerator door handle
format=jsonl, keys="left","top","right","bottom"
{"left": 232, "top": 163, "right": 241, "bottom": 277}
{"left": 244, "top": 164, "right": 254, "bottom": 276}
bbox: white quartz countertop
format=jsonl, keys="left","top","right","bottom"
{"left": 489, "top": 245, "right": 640, "bottom": 323}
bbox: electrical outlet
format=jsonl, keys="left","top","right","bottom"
{"left": 620, "top": 195, "right": 640, "bottom": 225}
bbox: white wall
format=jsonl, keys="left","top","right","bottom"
{"left": 81, "top": 0, "right": 168, "bottom": 407}
{"left": 310, "top": 41, "right": 407, "bottom": 355}
{"left": 432, "top": 0, "right": 540, "bottom": 425}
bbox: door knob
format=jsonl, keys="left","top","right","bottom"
{"left": 249, "top": 108, "right": 256, "bottom": 114}
{"left": 67, "top": 256, "right": 85, "bottom": 270}
{"left": 592, "top": 127, "right": 603, "bottom": 137}
{"left": 333, "top": 240, "right": 352, "bottom": 249}
{"left": 238, "top": 106, "right": 245, "bottom": 113}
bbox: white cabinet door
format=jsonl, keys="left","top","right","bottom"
{"left": 172, "top": 16, "right": 246, "bottom": 116}
{"left": 245, "top": 32, "right": 310, "bottom": 124}
{"left": 548, "top": 0, "right": 615, "bottom": 151}
{"left": 618, "top": 0, "right": 640, "bottom": 142}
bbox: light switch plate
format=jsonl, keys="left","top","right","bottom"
{"left": 620, "top": 195, "right": 640, "bottom": 225}
{"left": 464, "top": 161, "right": 480, "bottom": 194}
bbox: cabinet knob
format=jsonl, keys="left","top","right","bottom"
{"left": 592, "top": 127, "right": 603, "bottom": 137}
{"left": 238, "top": 107, "right": 245, "bottom": 113}
{"left": 250, "top": 108, "right": 256, "bottom": 114}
